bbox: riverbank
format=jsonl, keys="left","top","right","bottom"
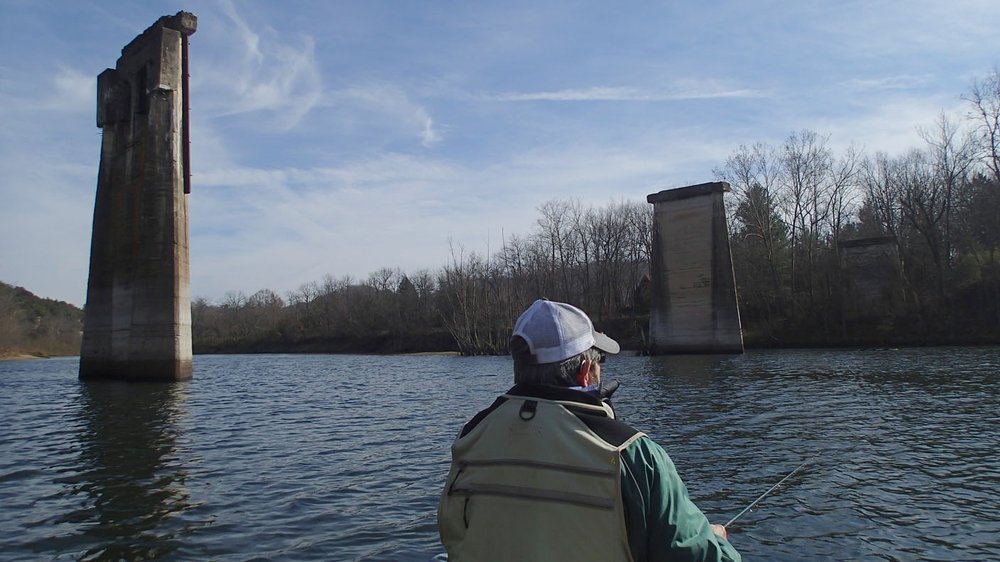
{"left": 193, "top": 329, "right": 460, "bottom": 356}
{"left": 743, "top": 331, "right": 1000, "bottom": 350}
{"left": 7, "top": 331, "right": 997, "bottom": 360}
{"left": 0, "top": 352, "right": 50, "bottom": 361}
{"left": 192, "top": 334, "right": 1000, "bottom": 356}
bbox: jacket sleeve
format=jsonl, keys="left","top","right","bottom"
{"left": 620, "top": 436, "right": 741, "bottom": 562}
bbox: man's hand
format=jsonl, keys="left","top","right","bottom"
{"left": 710, "top": 524, "right": 729, "bottom": 541}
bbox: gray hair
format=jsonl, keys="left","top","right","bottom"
{"left": 511, "top": 336, "right": 602, "bottom": 386}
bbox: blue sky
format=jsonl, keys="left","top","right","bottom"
{"left": 1, "top": 0, "right": 996, "bottom": 306}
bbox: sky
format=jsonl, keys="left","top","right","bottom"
{"left": 1, "top": 0, "right": 997, "bottom": 307}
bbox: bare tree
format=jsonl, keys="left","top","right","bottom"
{"left": 918, "top": 112, "right": 978, "bottom": 275}
{"left": 715, "top": 142, "right": 788, "bottom": 292}
{"left": 965, "top": 68, "right": 1000, "bottom": 182}
{"left": 781, "top": 130, "right": 834, "bottom": 301}
{"left": 621, "top": 199, "right": 653, "bottom": 312}
{"left": 827, "top": 144, "right": 863, "bottom": 244}
{"left": 367, "top": 267, "right": 403, "bottom": 293}
{"left": 439, "top": 243, "right": 505, "bottom": 355}
{"left": 861, "top": 152, "right": 904, "bottom": 239}
{"left": 895, "top": 149, "right": 950, "bottom": 300}
{"left": 243, "top": 288, "right": 286, "bottom": 343}
{"left": 535, "top": 199, "right": 584, "bottom": 299}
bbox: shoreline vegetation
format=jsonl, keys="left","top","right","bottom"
{"left": 1, "top": 352, "right": 52, "bottom": 361}
{"left": 6, "top": 334, "right": 1000, "bottom": 363}
{"left": 0, "top": 282, "right": 83, "bottom": 361}
{"left": 2, "top": 267, "right": 998, "bottom": 362}
{"left": 5, "top": 70, "right": 1000, "bottom": 360}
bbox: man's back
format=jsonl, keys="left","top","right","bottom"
{"left": 438, "top": 300, "right": 741, "bottom": 562}
{"left": 439, "top": 385, "right": 635, "bottom": 561}
{"left": 439, "top": 384, "right": 741, "bottom": 562}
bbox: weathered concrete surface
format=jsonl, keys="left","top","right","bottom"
{"left": 838, "top": 236, "right": 901, "bottom": 322}
{"left": 646, "top": 182, "right": 743, "bottom": 354}
{"left": 80, "top": 12, "right": 196, "bottom": 381}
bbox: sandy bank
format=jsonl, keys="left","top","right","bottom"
{"left": 0, "top": 352, "right": 47, "bottom": 361}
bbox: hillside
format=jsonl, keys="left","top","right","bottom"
{"left": 0, "top": 282, "right": 83, "bottom": 358}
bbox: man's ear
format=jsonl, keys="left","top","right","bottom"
{"left": 576, "top": 359, "right": 591, "bottom": 387}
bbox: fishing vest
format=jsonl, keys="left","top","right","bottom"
{"left": 438, "top": 387, "right": 644, "bottom": 562}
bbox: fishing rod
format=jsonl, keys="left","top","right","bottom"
{"left": 724, "top": 460, "right": 810, "bottom": 528}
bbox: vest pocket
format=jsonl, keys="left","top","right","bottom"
{"left": 450, "top": 481, "right": 615, "bottom": 510}
{"left": 448, "top": 459, "right": 617, "bottom": 510}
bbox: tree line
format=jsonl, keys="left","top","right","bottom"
{"left": 5, "top": 72, "right": 997, "bottom": 357}
{"left": 193, "top": 198, "right": 654, "bottom": 354}
{"left": 716, "top": 70, "right": 1000, "bottom": 345}
{"left": 195, "top": 69, "right": 1000, "bottom": 354}
{"left": 0, "top": 282, "right": 83, "bottom": 358}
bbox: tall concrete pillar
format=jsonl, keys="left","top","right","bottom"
{"left": 646, "top": 182, "right": 743, "bottom": 354}
{"left": 80, "top": 12, "right": 197, "bottom": 381}
{"left": 838, "top": 236, "right": 901, "bottom": 323}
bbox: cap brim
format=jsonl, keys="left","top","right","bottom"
{"left": 592, "top": 331, "right": 620, "bottom": 354}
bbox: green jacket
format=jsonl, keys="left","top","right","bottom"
{"left": 440, "top": 384, "right": 741, "bottom": 562}
{"left": 620, "top": 434, "right": 741, "bottom": 562}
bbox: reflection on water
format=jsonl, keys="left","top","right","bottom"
{"left": 56, "top": 381, "right": 192, "bottom": 560}
{"left": 0, "top": 348, "right": 998, "bottom": 561}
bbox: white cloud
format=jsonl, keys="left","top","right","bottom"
{"left": 187, "top": 152, "right": 469, "bottom": 297}
{"left": 819, "top": 0, "right": 998, "bottom": 58}
{"left": 0, "top": 66, "right": 95, "bottom": 304}
{"left": 484, "top": 82, "right": 769, "bottom": 102}
{"left": 182, "top": 123, "right": 738, "bottom": 301}
{"left": 420, "top": 115, "right": 441, "bottom": 147}
{"left": 199, "top": 0, "right": 323, "bottom": 130}
{"left": 0, "top": 66, "right": 94, "bottom": 114}
{"left": 841, "top": 75, "right": 933, "bottom": 93}
{"left": 51, "top": 67, "right": 94, "bottom": 111}
{"left": 0, "top": 154, "right": 94, "bottom": 305}
{"left": 324, "top": 85, "right": 443, "bottom": 147}
{"left": 805, "top": 95, "right": 970, "bottom": 156}
{"left": 3, "top": 1, "right": 995, "bottom": 306}
{"left": 192, "top": 4, "right": 439, "bottom": 146}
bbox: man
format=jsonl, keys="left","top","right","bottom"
{"left": 438, "top": 299, "right": 741, "bottom": 562}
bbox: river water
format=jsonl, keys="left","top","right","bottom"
{"left": 1, "top": 348, "right": 998, "bottom": 561}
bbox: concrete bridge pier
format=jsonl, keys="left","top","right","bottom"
{"left": 80, "top": 12, "right": 197, "bottom": 381}
{"left": 646, "top": 182, "right": 743, "bottom": 354}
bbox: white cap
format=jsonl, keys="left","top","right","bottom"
{"left": 511, "top": 299, "right": 621, "bottom": 364}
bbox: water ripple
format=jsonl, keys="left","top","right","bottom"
{"left": 1, "top": 349, "right": 998, "bottom": 560}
